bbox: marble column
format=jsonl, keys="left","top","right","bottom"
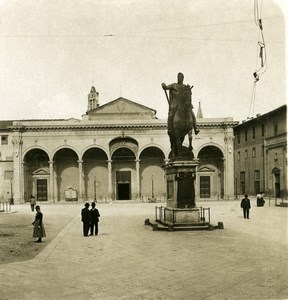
{"left": 107, "top": 160, "right": 112, "bottom": 201}
{"left": 49, "top": 161, "right": 54, "bottom": 203}
{"left": 135, "top": 159, "right": 140, "bottom": 200}
{"left": 78, "top": 160, "right": 83, "bottom": 202}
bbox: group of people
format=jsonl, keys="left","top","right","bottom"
{"left": 30, "top": 193, "right": 262, "bottom": 243}
{"left": 81, "top": 202, "right": 100, "bottom": 237}
{"left": 31, "top": 201, "right": 101, "bottom": 243}
{"left": 240, "top": 192, "right": 265, "bottom": 219}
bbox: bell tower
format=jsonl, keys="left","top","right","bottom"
{"left": 87, "top": 86, "right": 99, "bottom": 112}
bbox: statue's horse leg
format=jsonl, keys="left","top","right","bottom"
{"left": 168, "top": 132, "right": 176, "bottom": 159}
{"left": 188, "top": 129, "right": 193, "bottom": 151}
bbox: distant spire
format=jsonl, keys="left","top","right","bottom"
{"left": 196, "top": 101, "right": 203, "bottom": 118}
{"left": 87, "top": 85, "right": 99, "bottom": 112}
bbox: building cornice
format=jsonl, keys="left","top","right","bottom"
{"left": 7, "top": 117, "right": 238, "bottom": 132}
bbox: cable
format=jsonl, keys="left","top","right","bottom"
{"left": 250, "top": 0, "right": 267, "bottom": 118}
{"left": 249, "top": 82, "right": 257, "bottom": 117}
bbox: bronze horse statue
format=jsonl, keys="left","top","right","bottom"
{"left": 168, "top": 86, "right": 194, "bottom": 159}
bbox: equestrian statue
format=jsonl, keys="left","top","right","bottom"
{"left": 162, "top": 72, "right": 199, "bottom": 159}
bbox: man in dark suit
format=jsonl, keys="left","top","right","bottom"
{"left": 90, "top": 202, "right": 100, "bottom": 236}
{"left": 241, "top": 194, "right": 251, "bottom": 219}
{"left": 81, "top": 203, "right": 90, "bottom": 236}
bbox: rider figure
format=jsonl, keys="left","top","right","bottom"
{"left": 161, "top": 72, "right": 200, "bottom": 135}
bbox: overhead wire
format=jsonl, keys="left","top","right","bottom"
{"left": 249, "top": 0, "right": 267, "bottom": 117}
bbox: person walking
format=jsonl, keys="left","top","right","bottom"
{"left": 81, "top": 203, "right": 90, "bottom": 237}
{"left": 32, "top": 205, "right": 46, "bottom": 243}
{"left": 241, "top": 194, "right": 251, "bottom": 219}
{"left": 30, "top": 195, "right": 36, "bottom": 212}
{"left": 90, "top": 202, "right": 100, "bottom": 236}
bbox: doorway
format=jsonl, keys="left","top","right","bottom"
{"left": 274, "top": 173, "right": 281, "bottom": 198}
{"left": 116, "top": 171, "right": 131, "bottom": 200}
{"left": 117, "top": 183, "right": 130, "bottom": 200}
{"left": 200, "top": 176, "right": 211, "bottom": 198}
{"left": 37, "top": 179, "right": 47, "bottom": 201}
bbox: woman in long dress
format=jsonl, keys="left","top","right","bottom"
{"left": 32, "top": 205, "right": 46, "bottom": 243}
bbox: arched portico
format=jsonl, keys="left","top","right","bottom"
{"left": 197, "top": 145, "right": 224, "bottom": 200}
{"left": 139, "top": 146, "right": 166, "bottom": 200}
{"left": 23, "top": 148, "right": 50, "bottom": 202}
{"left": 82, "top": 147, "right": 109, "bottom": 201}
{"left": 53, "top": 148, "right": 79, "bottom": 202}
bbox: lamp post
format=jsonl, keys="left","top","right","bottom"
{"left": 235, "top": 174, "right": 238, "bottom": 200}
{"left": 151, "top": 175, "right": 154, "bottom": 199}
{"left": 93, "top": 176, "right": 96, "bottom": 202}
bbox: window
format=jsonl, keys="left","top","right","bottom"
{"left": 254, "top": 170, "right": 260, "bottom": 194}
{"left": 245, "top": 149, "right": 248, "bottom": 159}
{"left": 1, "top": 135, "right": 8, "bottom": 145}
{"left": 252, "top": 126, "right": 256, "bottom": 139}
{"left": 237, "top": 151, "right": 240, "bottom": 161}
{"left": 252, "top": 147, "right": 256, "bottom": 158}
{"left": 237, "top": 133, "right": 240, "bottom": 144}
{"left": 245, "top": 130, "right": 248, "bottom": 142}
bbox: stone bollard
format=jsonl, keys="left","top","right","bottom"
{"left": 218, "top": 222, "right": 224, "bottom": 229}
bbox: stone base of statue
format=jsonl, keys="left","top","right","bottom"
{"left": 165, "top": 160, "right": 198, "bottom": 209}
{"left": 151, "top": 160, "right": 201, "bottom": 230}
{"left": 144, "top": 159, "right": 221, "bottom": 231}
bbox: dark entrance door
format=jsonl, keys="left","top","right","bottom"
{"left": 118, "top": 183, "right": 130, "bottom": 200}
{"left": 37, "top": 179, "right": 47, "bottom": 201}
{"left": 274, "top": 173, "right": 281, "bottom": 198}
{"left": 200, "top": 176, "right": 210, "bottom": 198}
{"left": 116, "top": 171, "right": 131, "bottom": 200}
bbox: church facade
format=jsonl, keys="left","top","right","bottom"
{"left": 0, "top": 87, "right": 237, "bottom": 204}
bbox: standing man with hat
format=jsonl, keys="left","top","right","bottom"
{"left": 90, "top": 202, "right": 100, "bottom": 236}
{"left": 240, "top": 194, "right": 251, "bottom": 219}
{"left": 81, "top": 203, "right": 91, "bottom": 236}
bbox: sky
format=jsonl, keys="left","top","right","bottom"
{"left": 0, "top": 0, "right": 286, "bottom": 121}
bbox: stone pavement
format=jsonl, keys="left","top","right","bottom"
{"left": 0, "top": 200, "right": 287, "bottom": 300}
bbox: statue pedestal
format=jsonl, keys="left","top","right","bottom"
{"left": 146, "top": 159, "right": 218, "bottom": 231}
{"left": 163, "top": 160, "right": 201, "bottom": 225}
{"left": 164, "top": 160, "right": 199, "bottom": 209}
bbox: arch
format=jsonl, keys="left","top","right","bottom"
{"left": 195, "top": 142, "right": 224, "bottom": 158}
{"left": 82, "top": 147, "right": 109, "bottom": 201}
{"left": 197, "top": 145, "right": 224, "bottom": 200}
{"left": 81, "top": 145, "right": 109, "bottom": 160}
{"left": 111, "top": 147, "right": 136, "bottom": 200}
{"left": 23, "top": 146, "right": 50, "bottom": 162}
{"left": 52, "top": 145, "right": 80, "bottom": 161}
{"left": 22, "top": 148, "right": 50, "bottom": 202}
{"left": 111, "top": 147, "right": 136, "bottom": 161}
{"left": 109, "top": 137, "right": 138, "bottom": 158}
{"left": 138, "top": 144, "right": 166, "bottom": 160}
{"left": 139, "top": 146, "right": 166, "bottom": 200}
{"left": 53, "top": 148, "right": 79, "bottom": 202}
